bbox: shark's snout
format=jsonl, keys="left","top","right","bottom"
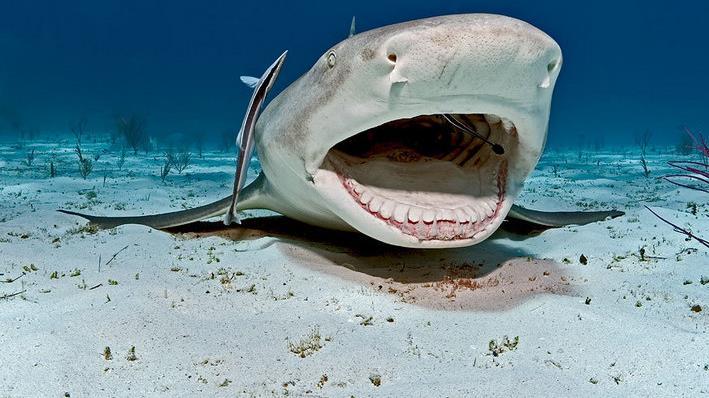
{"left": 379, "top": 23, "right": 562, "bottom": 102}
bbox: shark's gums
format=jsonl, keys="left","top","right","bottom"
{"left": 60, "top": 14, "right": 623, "bottom": 248}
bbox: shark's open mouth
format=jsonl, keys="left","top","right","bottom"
{"left": 320, "top": 113, "right": 518, "bottom": 242}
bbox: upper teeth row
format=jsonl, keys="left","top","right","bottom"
{"left": 355, "top": 186, "right": 497, "bottom": 224}
{"left": 484, "top": 114, "right": 515, "bottom": 133}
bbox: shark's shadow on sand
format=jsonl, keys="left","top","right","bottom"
{"left": 168, "top": 216, "right": 576, "bottom": 311}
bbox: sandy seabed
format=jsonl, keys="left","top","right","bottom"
{"left": 0, "top": 139, "right": 706, "bottom": 397}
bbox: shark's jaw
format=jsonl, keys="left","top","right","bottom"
{"left": 314, "top": 112, "right": 523, "bottom": 248}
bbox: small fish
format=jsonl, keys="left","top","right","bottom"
{"left": 224, "top": 51, "right": 288, "bottom": 225}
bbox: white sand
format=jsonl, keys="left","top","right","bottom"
{"left": 0, "top": 140, "right": 706, "bottom": 397}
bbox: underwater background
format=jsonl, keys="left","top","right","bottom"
{"left": 1, "top": 2, "right": 708, "bottom": 396}
{"left": 0, "top": 0, "right": 708, "bottom": 148}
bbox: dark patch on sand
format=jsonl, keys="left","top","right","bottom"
{"left": 170, "top": 216, "right": 576, "bottom": 311}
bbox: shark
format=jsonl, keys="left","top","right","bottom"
{"left": 60, "top": 14, "right": 623, "bottom": 249}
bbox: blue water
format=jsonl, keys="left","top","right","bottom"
{"left": 1, "top": 0, "right": 707, "bottom": 147}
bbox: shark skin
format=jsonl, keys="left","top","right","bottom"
{"left": 60, "top": 14, "right": 623, "bottom": 249}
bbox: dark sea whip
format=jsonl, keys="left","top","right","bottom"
{"left": 649, "top": 128, "right": 708, "bottom": 248}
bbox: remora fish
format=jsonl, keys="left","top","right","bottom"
{"left": 225, "top": 50, "right": 287, "bottom": 225}
{"left": 61, "top": 14, "right": 622, "bottom": 249}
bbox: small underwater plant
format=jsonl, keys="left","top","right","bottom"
{"left": 117, "top": 147, "right": 126, "bottom": 170}
{"left": 659, "top": 128, "right": 708, "bottom": 193}
{"left": 369, "top": 374, "right": 382, "bottom": 387}
{"left": 646, "top": 128, "right": 708, "bottom": 248}
{"left": 0, "top": 103, "right": 23, "bottom": 140}
{"left": 72, "top": 117, "right": 87, "bottom": 144}
{"left": 194, "top": 133, "right": 205, "bottom": 159}
{"left": 75, "top": 143, "right": 93, "bottom": 179}
{"left": 126, "top": 346, "right": 138, "bottom": 361}
{"left": 117, "top": 115, "right": 149, "bottom": 155}
{"left": 593, "top": 136, "right": 605, "bottom": 151}
{"left": 47, "top": 151, "right": 58, "bottom": 178}
{"left": 72, "top": 118, "right": 93, "bottom": 179}
{"left": 79, "top": 157, "right": 93, "bottom": 179}
{"left": 22, "top": 149, "right": 35, "bottom": 167}
{"left": 488, "top": 335, "right": 520, "bottom": 357}
{"left": 636, "top": 130, "right": 651, "bottom": 178}
{"left": 576, "top": 133, "right": 586, "bottom": 161}
{"left": 550, "top": 164, "right": 560, "bottom": 177}
{"left": 220, "top": 129, "right": 235, "bottom": 152}
{"left": 166, "top": 150, "right": 191, "bottom": 174}
{"left": 676, "top": 129, "right": 695, "bottom": 155}
{"left": 160, "top": 153, "right": 172, "bottom": 184}
{"left": 288, "top": 327, "right": 324, "bottom": 358}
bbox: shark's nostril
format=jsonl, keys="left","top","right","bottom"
{"left": 547, "top": 58, "right": 561, "bottom": 73}
{"left": 539, "top": 58, "right": 561, "bottom": 88}
{"left": 387, "top": 53, "right": 398, "bottom": 63}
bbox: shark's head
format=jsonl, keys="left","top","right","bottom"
{"left": 259, "top": 14, "right": 562, "bottom": 248}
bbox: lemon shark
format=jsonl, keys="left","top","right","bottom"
{"left": 61, "top": 14, "right": 622, "bottom": 249}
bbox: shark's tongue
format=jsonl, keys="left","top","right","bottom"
{"left": 336, "top": 155, "right": 488, "bottom": 209}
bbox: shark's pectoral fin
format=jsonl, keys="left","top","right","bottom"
{"left": 505, "top": 204, "right": 624, "bottom": 230}
{"left": 59, "top": 174, "right": 273, "bottom": 230}
{"left": 58, "top": 197, "right": 232, "bottom": 230}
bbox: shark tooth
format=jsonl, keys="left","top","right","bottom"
{"left": 369, "top": 196, "right": 383, "bottom": 212}
{"left": 408, "top": 207, "right": 422, "bottom": 223}
{"left": 501, "top": 118, "right": 515, "bottom": 133}
{"left": 393, "top": 204, "right": 408, "bottom": 223}
{"left": 436, "top": 209, "right": 456, "bottom": 221}
{"left": 463, "top": 206, "right": 478, "bottom": 223}
{"left": 480, "top": 201, "right": 494, "bottom": 217}
{"left": 380, "top": 200, "right": 395, "bottom": 219}
{"left": 484, "top": 114, "right": 501, "bottom": 124}
{"left": 422, "top": 209, "right": 435, "bottom": 223}
{"left": 455, "top": 208, "right": 470, "bottom": 223}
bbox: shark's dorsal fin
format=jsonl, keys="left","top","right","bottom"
{"left": 349, "top": 16, "right": 356, "bottom": 38}
{"left": 240, "top": 76, "right": 260, "bottom": 89}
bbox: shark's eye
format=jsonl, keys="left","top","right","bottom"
{"left": 326, "top": 51, "right": 337, "bottom": 68}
